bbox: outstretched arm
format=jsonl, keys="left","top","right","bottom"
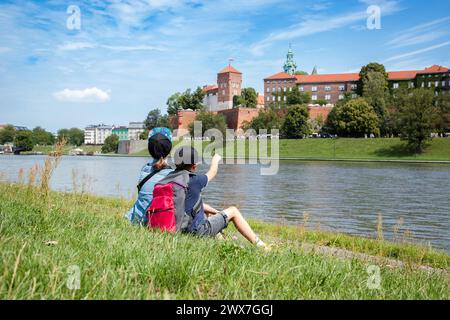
{"left": 205, "top": 154, "right": 222, "bottom": 182}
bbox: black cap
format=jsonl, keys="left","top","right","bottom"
{"left": 148, "top": 133, "right": 172, "bottom": 159}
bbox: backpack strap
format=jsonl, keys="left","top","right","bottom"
{"left": 137, "top": 165, "right": 171, "bottom": 192}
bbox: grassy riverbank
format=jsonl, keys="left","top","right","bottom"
{"left": 130, "top": 138, "right": 450, "bottom": 162}
{"left": 0, "top": 182, "right": 448, "bottom": 299}
{"left": 24, "top": 144, "right": 102, "bottom": 155}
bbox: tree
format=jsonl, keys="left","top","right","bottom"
{"left": 189, "top": 111, "right": 227, "bottom": 136}
{"left": 144, "top": 109, "right": 170, "bottom": 130}
{"left": 14, "top": 130, "right": 33, "bottom": 151}
{"left": 242, "top": 109, "right": 282, "bottom": 132}
{"left": 358, "top": 62, "right": 388, "bottom": 96}
{"left": 362, "top": 71, "right": 390, "bottom": 136}
{"left": 286, "top": 86, "right": 311, "bottom": 105}
{"left": 396, "top": 89, "right": 436, "bottom": 152}
{"left": 233, "top": 88, "right": 258, "bottom": 108}
{"left": 434, "top": 92, "right": 450, "bottom": 134}
{"left": 32, "top": 127, "right": 55, "bottom": 146}
{"left": 0, "top": 124, "right": 16, "bottom": 144}
{"left": 281, "top": 105, "right": 310, "bottom": 139}
{"left": 178, "top": 87, "right": 205, "bottom": 111}
{"left": 294, "top": 71, "right": 309, "bottom": 75}
{"left": 325, "top": 98, "right": 380, "bottom": 137}
{"left": 68, "top": 128, "right": 84, "bottom": 146}
{"left": 315, "top": 99, "right": 328, "bottom": 106}
{"left": 167, "top": 92, "right": 182, "bottom": 115}
{"left": 57, "top": 128, "right": 70, "bottom": 142}
{"left": 139, "top": 129, "right": 150, "bottom": 140}
{"left": 101, "top": 134, "right": 119, "bottom": 154}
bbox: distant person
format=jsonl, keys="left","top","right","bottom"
{"left": 171, "top": 146, "right": 269, "bottom": 250}
{"left": 125, "top": 127, "right": 173, "bottom": 225}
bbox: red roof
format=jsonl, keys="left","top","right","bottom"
{"left": 202, "top": 85, "right": 218, "bottom": 93}
{"left": 265, "top": 72, "right": 296, "bottom": 80}
{"left": 417, "top": 65, "right": 449, "bottom": 74}
{"left": 218, "top": 65, "right": 242, "bottom": 74}
{"left": 388, "top": 70, "right": 420, "bottom": 80}
{"left": 296, "top": 73, "right": 359, "bottom": 83}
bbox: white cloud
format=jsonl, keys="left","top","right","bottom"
{"left": 387, "top": 17, "right": 450, "bottom": 48}
{"left": 384, "top": 40, "right": 450, "bottom": 62}
{"left": 53, "top": 87, "right": 110, "bottom": 103}
{"left": 58, "top": 42, "right": 97, "bottom": 51}
{"left": 250, "top": 0, "right": 401, "bottom": 55}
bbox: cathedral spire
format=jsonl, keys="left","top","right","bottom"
{"left": 283, "top": 44, "right": 297, "bottom": 75}
{"left": 311, "top": 65, "right": 318, "bottom": 75}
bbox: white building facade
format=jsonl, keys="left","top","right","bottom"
{"left": 84, "top": 124, "right": 114, "bottom": 145}
{"left": 128, "top": 122, "right": 145, "bottom": 140}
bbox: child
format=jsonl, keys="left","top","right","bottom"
{"left": 174, "top": 146, "right": 269, "bottom": 250}
{"left": 125, "top": 128, "right": 173, "bottom": 225}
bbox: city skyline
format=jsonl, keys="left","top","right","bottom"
{"left": 1, "top": 0, "right": 450, "bottom": 131}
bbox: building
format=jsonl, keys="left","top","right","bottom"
{"left": 84, "top": 124, "right": 114, "bottom": 145}
{"left": 202, "top": 65, "right": 243, "bottom": 111}
{"left": 128, "top": 122, "right": 145, "bottom": 140}
{"left": 112, "top": 126, "right": 129, "bottom": 141}
{"left": 264, "top": 48, "right": 450, "bottom": 107}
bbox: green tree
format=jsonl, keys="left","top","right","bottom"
{"left": 326, "top": 98, "right": 380, "bottom": 137}
{"left": 144, "top": 109, "right": 170, "bottom": 130}
{"left": 14, "top": 130, "right": 33, "bottom": 151}
{"left": 358, "top": 62, "right": 388, "bottom": 96}
{"left": 68, "top": 128, "right": 84, "bottom": 146}
{"left": 101, "top": 134, "right": 119, "bottom": 154}
{"left": 294, "top": 71, "right": 309, "bottom": 75}
{"left": 281, "top": 105, "right": 310, "bottom": 139}
{"left": 396, "top": 89, "right": 437, "bottom": 152}
{"left": 233, "top": 88, "right": 258, "bottom": 108}
{"left": 139, "top": 129, "right": 150, "bottom": 140}
{"left": 178, "top": 87, "right": 205, "bottom": 111}
{"left": 167, "top": 92, "right": 182, "bottom": 115}
{"left": 242, "top": 109, "right": 282, "bottom": 132}
{"left": 434, "top": 92, "right": 450, "bottom": 134}
{"left": 315, "top": 99, "right": 328, "bottom": 106}
{"left": 286, "top": 86, "right": 311, "bottom": 105}
{"left": 0, "top": 124, "right": 16, "bottom": 144}
{"left": 57, "top": 128, "right": 70, "bottom": 142}
{"left": 362, "top": 71, "right": 390, "bottom": 136}
{"left": 189, "top": 111, "right": 227, "bottom": 136}
{"left": 32, "top": 127, "right": 55, "bottom": 146}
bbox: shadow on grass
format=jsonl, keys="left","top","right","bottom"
{"left": 373, "top": 142, "right": 418, "bottom": 158}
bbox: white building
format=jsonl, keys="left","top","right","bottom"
{"left": 128, "top": 122, "right": 145, "bottom": 140}
{"left": 84, "top": 124, "right": 114, "bottom": 145}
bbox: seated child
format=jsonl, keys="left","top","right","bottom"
{"left": 173, "top": 146, "right": 269, "bottom": 250}
{"left": 125, "top": 128, "right": 173, "bottom": 225}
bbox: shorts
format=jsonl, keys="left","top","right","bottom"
{"left": 195, "top": 211, "right": 229, "bottom": 237}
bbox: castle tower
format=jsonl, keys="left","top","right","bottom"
{"left": 217, "top": 65, "right": 242, "bottom": 109}
{"left": 283, "top": 45, "right": 297, "bottom": 75}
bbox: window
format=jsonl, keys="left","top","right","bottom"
{"left": 421, "top": 82, "right": 425, "bottom": 88}
{"left": 435, "top": 81, "right": 439, "bottom": 87}
{"left": 325, "top": 86, "right": 331, "bottom": 91}
{"left": 312, "top": 86, "right": 318, "bottom": 92}
{"left": 267, "top": 96, "right": 270, "bottom": 102}
{"left": 312, "top": 95, "right": 318, "bottom": 101}
{"left": 339, "top": 94, "right": 345, "bottom": 100}
{"left": 428, "top": 82, "right": 432, "bottom": 88}
{"left": 351, "top": 84, "right": 358, "bottom": 90}
{"left": 266, "top": 87, "right": 270, "bottom": 93}
{"left": 284, "top": 96, "right": 287, "bottom": 101}
{"left": 272, "top": 96, "right": 276, "bottom": 102}
{"left": 325, "top": 94, "right": 331, "bottom": 101}
{"left": 443, "top": 81, "right": 446, "bottom": 87}
{"left": 283, "top": 87, "right": 287, "bottom": 92}
{"left": 409, "top": 82, "right": 415, "bottom": 89}
{"left": 339, "top": 85, "right": 345, "bottom": 91}
{"left": 299, "top": 86, "right": 304, "bottom": 92}
{"left": 393, "top": 83, "right": 399, "bottom": 89}
{"left": 222, "top": 90, "right": 225, "bottom": 95}
{"left": 272, "top": 87, "right": 276, "bottom": 92}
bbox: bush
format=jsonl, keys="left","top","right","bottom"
{"left": 101, "top": 134, "right": 119, "bottom": 154}
{"left": 281, "top": 105, "right": 310, "bottom": 139}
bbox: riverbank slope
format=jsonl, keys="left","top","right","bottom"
{"left": 0, "top": 183, "right": 448, "bottom": 299}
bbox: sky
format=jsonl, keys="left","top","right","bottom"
{"left": 1, "top": 0, "right": 450, "bottom": 132}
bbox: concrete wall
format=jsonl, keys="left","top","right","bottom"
{"left": 118, "top": 140, "right": 147, "bottom": 154}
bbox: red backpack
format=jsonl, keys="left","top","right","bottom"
{"left": 147, "top": 170, "right": 201, "bottom": 233}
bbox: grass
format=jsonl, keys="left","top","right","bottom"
{"left": 23, "top": 144, "right": 103, "bottom": 155}
{"left": 129, "top": 138, "right": 450, "bottom": 162}
{"left": 0, "top": 180, "right": 448, "bottom": 299}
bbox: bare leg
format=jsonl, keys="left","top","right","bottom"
{"left": 222, "top": 206, "right": 258, "bottom": 244}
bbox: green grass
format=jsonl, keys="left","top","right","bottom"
{"left": 23, "top": 144, "right": 103, "bottom": 155}
{"left": 130, "top": 138, "right": 450, "bottom": 162}
{"left": 0, "top": 182, "right": 448, "bottom": 300}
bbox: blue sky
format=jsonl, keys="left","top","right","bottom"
{"left": 1, "top": 0, "right": 450, "bottom": 132}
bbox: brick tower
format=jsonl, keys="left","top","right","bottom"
{"left": 217, "top": 65, "right": 242, "bottom": 109}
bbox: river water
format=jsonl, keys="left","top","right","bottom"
{"left": 0, "top": 155, "right": 449, "bottom": 251}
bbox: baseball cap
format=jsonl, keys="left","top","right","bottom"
{"left": 147, "top": 127, "right": 173, "bottom": 159}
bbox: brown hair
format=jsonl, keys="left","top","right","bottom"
{"left": 152, "top": 157, "right": 167, "bottom": 171}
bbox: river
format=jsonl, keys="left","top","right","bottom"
{"left": 0, "top": 155, "right": 449, "bottom": 251}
